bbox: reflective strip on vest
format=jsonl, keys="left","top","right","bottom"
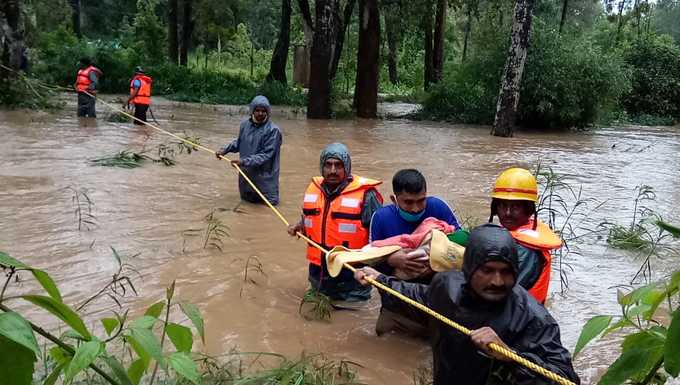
{"left": 304, "top": 194, "right": 318, "bottom": 203}
{"left": 338, "top": 223, "right": 357, "bottom": 233}
{"left": 340, "top": 197, "right": 360, "bottom": 208}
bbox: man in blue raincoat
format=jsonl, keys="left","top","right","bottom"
{"left": 216, "top": 95, "right": 283, "bottom": 205}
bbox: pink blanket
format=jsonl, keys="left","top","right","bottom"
{"left": 371, "top": 217, "right": 455, "bottom": 249}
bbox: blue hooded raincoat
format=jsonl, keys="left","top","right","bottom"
{"left": 220, "top": 96, "right": 282, "bottom": 205}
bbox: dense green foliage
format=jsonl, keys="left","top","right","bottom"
{"left": 4, "top": 0, "right": 680, "bottom": 125}
{"left": 420, "top": 19, "right": 634, "bottom": 128}
{"left": 518, "top": 23, "right": 632, "bottom": 128}
{"left": 622, "top": 37, "right": 680, "bottom": 121}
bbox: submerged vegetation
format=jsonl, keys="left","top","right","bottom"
{"left": 182, "top": 210, "right": 231, "bottom": 253}
{"left": 299, "top": 288, "right": 334, "bottom": 322}
{"left": 90, "top": 133, "right": 201, "bottom": 169}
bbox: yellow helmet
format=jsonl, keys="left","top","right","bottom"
{"left": 491, "top": 167, "right": 538, "bottom": 202}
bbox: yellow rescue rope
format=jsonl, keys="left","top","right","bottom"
{"left": 0, "top": 67, "right": 575, "bottom": 385}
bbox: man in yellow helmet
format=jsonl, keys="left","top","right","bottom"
{"left": 488, "top": 167, "right": 562, "bottom": 304}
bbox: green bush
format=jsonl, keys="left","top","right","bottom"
{"left": 421, "top": 22, "right": 633, "bottom": 128}
{"left": 622, "top": 36, "right": 680, "bottom": 121}
{"left": 519, "top": 23, "right": 632, "bottom": 128}
{"left": 419, "top": 26, "right": 507, "bottom": 123}
{"left": 31, "top": 25, "right": 135, "bottom": 93}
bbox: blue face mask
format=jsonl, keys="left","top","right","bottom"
{"left": 398, "top": 207, "right": 426, "bottom": 222}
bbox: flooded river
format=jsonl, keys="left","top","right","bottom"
{"left": 1, "top": 96, "right": 679, "bottom": 384}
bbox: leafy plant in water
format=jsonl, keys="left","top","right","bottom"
{"left": 67, "top": 186, "right": 97, "bottom": 231}
{"left": 412, "top": 362, "right": 434, "bottom": 385}
{"left": 106, "top": 112, "right": 131, "bottom": 123}
{"left": 299, "top": 288, "right": 333, "bottom": 322}
{"left": 535, "top": 164, "right": 607, "bottom": 293}
{"left": 240, "top": 256, "right": 267, "bottom": 298}
{"left": 182, "top": 210, "right": 231, "bottom": 252}
{"left": 600, "top": 185, "right": 674, "bottom": 284}
{"left": 234, "top": 353, "right": 361, "bottom": 385}
{"left": 76, "top": 247, "right": 140, "bottom": 311}
{"left": 0, "top": 250, "right": 206, "bottom": 385}
{"left": 604, "top": 185, "right": 657, "bottom": 252}
{"left": 574, "top": 266, "right": 680, "bottom": 385}
{"left": 156, "top": 134, "right": 201, "bottom": 167}
{"left": 90, "top": 151, "right": 149, "bottom": 169}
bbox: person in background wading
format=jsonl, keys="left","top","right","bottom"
{"left": 74, "top": 57, "right": 102, "bottom": 118}
{"left": 215, "top": 95, "right": 282, "bottom": 206}
{"left": 125, "top": 66, "right": 152, "bottom": 125}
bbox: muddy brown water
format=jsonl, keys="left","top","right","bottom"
{"left": 1, "top": 96, "right": 679, "bottom": 384}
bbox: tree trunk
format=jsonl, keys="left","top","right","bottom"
{"left": 558, "top": 0, "right": 569, "bottom": 33}
{"left": 384, "top": 3, "right": 400, "bottom": 84}
{"left": 422, "top": 1, "right": 434, "bottom": 90}
{"left": 432, "top": 0, "right": 446, "bottom": 83}
{"left": 0, "top": 0, "right": 25, "bottom": 73}
{"left": 615, "top": 0, "right": 626, "bottom": 43}
{"left": 329, "top": 0, "right": 356, "bottom": 79}
{"left": 491, "top": 0, "right": 535, "bottom": 137}
{"left": 267, "top": 0, "right": 292, "bottom": 83}
{"left": 69, "top": 0, "right": 81, "bottom": 38}
{"left": 462, "top": 6, "right": 472, "bottom": 62}
{"left": 180, "top": 0, "right": 193, "bottom": 66}
{"left": 354, "top": 0, "right": 380, "bottom": 118}
{"left": 307, "top": 0, "right": 336, "bottom": 119}
{"left": 168, "top": 0, "right": 179, "bottom": 64}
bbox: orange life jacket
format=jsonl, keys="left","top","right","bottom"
{"left": 303, "top": 176, "right": 383, "bottom": 266}
{"left": 75, "top": 66, "right": 102, "bottom": 92}
{"left": 509, "top": 219, "right": 562, "bottom": 304}
{"left": 130, "top": 74, "right": 152, "bottom": 105}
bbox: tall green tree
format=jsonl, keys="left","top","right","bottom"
{"left": 168, "top": 0, "right": 179, "bottom": 64}
{"left": 180, "top": 0, "right": 193, "bottom": 66}
{"left": 354, "top": 0, "right": 380, "bottom": 117}
{"left": 329, "top": 0, "right": 356, "bottom": 79}
{"left": 69, "top": 0, "right": 80, "bottom": 38}
{"left": 491, "top": 0, "right": 535, "bottom": 137}
{"left": 308, "top": 0, "right": 337, "bottom": 118}
{"left": 267, "top": 0, "right": 292, "bottom": 82}
{"left": 0, "top": 0, "right": 25, "bottom": 72}
{"left": 383, "top": 0, "right": 402, "bottom": 83}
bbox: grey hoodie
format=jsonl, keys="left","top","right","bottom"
{"left": 220, "top": 95, "right": 282, "bottom": 205}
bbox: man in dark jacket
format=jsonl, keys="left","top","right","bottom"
{"left": 354, "top": 224, "right": 579, "bottom": 385}
{"left": 216, "top": 95, "right": 282, "bottom": 205}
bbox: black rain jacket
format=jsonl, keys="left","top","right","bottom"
{"left": 378, "top": 224, "right": 580, "bottom": 385}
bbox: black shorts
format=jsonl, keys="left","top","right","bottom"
{"left": 133, "top": 104, "right": 149, "bottom": 125}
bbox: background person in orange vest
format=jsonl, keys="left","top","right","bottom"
{"left": 488, "top": 167, "right": 562, "bottom": 304}
{"left": 126, "top": 66, "right": 152, "bottom": 125}
{"left": 74, "top": 57, "right": 102, "bottom": 117}
{"left": 287, "top": 143, "right": 384, "bottom": 301}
